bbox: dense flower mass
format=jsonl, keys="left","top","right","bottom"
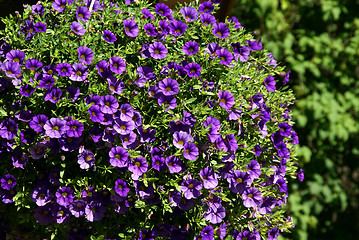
{"left": 0, "top": 0, "right": 302, "bottom": 239}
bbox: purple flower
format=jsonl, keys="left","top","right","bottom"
{"left": 52, "top": 0, "right": 67, "bottom": 13}
{"left": 78, "top": 149, "right": 95, "bottom": 169}
{"left": 32, "top": 4, "right": 45, "bottom": 15}
{"left": 44, "top": 87, "right": 62, "bottom": 103}
{"left": 142, "top": 8, "right": 155, "bottom": 20}
{"left": 39, "top": 75, "right": 55, "bottom": 89}
{"left": 183, "top": 41, "right": 199, "bottom": 55}
{"left": 200, "top": 167, "right": 218, "bottom": 189}
{"left": 109, "top": 56, "right": 126, "bottom": 75}
{"left": 218, "top": 90, "right": 235, "bottom": 109}
{"left": 53, "top": 204, "right": 71, "bottom": 224}
{"left": 278, "top": 122, "right": 292, "bottom": 137}
{"left": 100, "top": 95, "right": 119, "bottom": 114}
{"left": 78, "top": 46, "right": 94, "bottom": 65}
{"left": 183, "top": 142, "right": 199, "bottom": 161}
{"left": 166, "top": 155, "right": 183, "bottom": 173}
{"left": 212, "top": 23, "right": 230, "bottom": 39}
{"left": 246, "top": 160, "right": 262, "bottom": 180}
{"left": 69, "top": 200, "right": 86, "bottom": 218}
{"left": 204, "top": 203, "right": 226, "bottom": 224}
{"left": 76, "top": 6, "right": 91, "bottom": 22}
{"left": 69, "top": 63, "right": 88, "bottom": 81}
{"left": 102, "top": 30, "right": 116, "bottom": 43}
{"left": 19, "top": 84, "right": 34, "bottom": 97}
{"left": 264, "top": 75, "right": 276, "bottom": 92}
{"left": 216, "top": 48, "right": 233, "bottom": 65}
{"left": 173, "top": 131, "right": 193, "bottom": 149}
{"left": 0, "top": 119, "right": 18, "bottom": 140}
{"left": 157, "top": 95, "right": 177, "bottom": 111}
{"left": 281, "top": 70, "right": 291, "bottom": 85}
{"left": 247, "top": 39, "right": 262, "bottom": 51}
{"left": 201, "top": 225, "right": 214, "bottom": 240}
{"left": 31, "top": 186, "right": 53, "bottom": 206}
{"left": 118, "top": 103, "right": 134, "bottom": 122}
{"left": 34, "top": 22, "right": 46, "bottom": 32}
{"left": 149, "top": 42, "right": 168, "bottom": 60}
{"left": 6, "top": 50, "right": 25, "bottom": 64}
{"left": 88, "top": 105, "right": 104, "bottom": 123}
{"left": 25, "top": 58, "right": 43, "bottom": 72}
{"left": 1, "top": 62, "right": 21, "bottom": 78}
{"left": 34, "top": 205, "right": 54, "bottom": 225}
{"left": 242, "top": 187, "right": 262, "bottom": 208}
{"left": 159, "top": 78, "right": 179, "bottom": 96}
{"left": 123, "top": 19, "right": 139, "bottom": 37}
{"left": 297, "top": 169, "right": 304, "bottom": 182}
{"left": 228, "top": 170, "right": 252, "bottom": 194}
{"left": 152, "top": 155, "right": 165, "bottom": 171}
{"left": 203, "top": 116, "right": 221, "bottom": 142}
{"left": 56, "top": 62, "right": 72, "bottom": 77}
{"left": 113, "top": 119, "right": 136, "bottom": 135}
{"left": 144, "top": 23, "right": 157, "bottom": 36}
{"left": 85, "top": 201, "right": 106, "bottom": 222}
{"left": 228, "top": 16, "right": 242, "bottom": 29}
{"left": 199, "top": 1, "right": 214, "bottom": 13}
{"left": 155, "top": 3, "right": 171, "bottom": 16}
{"left": 1, "top": 174, "right": 16, "bottom": 190}
{"left": 268, "top": 227, "right": 279, "bottom": 240}
{"left": 66, "top": 85, "right": 80, "bottom": 101}
{"left": 114, "top": 179, "right": 130, "bottom": 197}
{"left": 138, "top": 127, "right": 156, "bottom": 143}
{"left": 71, "top": 21, "right": 85, "bottom": 35}
{"left": 56, "top": 186, "right": 75, "bottom": 207}
{"left": 184, "top": 62, "right": 201, "bottom": 78}
{"left": 231, "top": 43, "right": 250, "bottom": 62}
{"left": 11, "top": 151, "right": 28, "bottom": 168}
{"left": 29, "top": 143, "right": 47, "bottom": 159}
{"left": 180, "top": 7, "right": 198, "bottom": 22}
{"left": 128, "top": 156, "right": 148, "bottom": 180}
{"left": 200, "top": 13, "right": 216, "bottom": 26}
{"left": 169, "top": 21, "right": 187, "bottom": 36}
{"left": 109, "top": 146, "right": 130, "bottom": 168}
{"left": 44, "top": 117, "right": 66, "bottom": 138}
{"left": 180, "top": 179, "right": 202, "bottom": 199}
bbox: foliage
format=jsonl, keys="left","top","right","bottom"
{"left": 0, "top": 0, "right": 302, "bottom": 239}
{"left": 232, "top": 0, "right": 359, "bottom": 239}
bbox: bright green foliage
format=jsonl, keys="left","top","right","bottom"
{"left": 233, "top": 0, "right": 359, "bottom": 239}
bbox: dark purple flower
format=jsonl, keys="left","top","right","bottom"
{"left": 201, "top": 225, "right": 214, "bottom": 240}
{"left": 173, "top": 131, "right": 193, "bottom": 149}
{"left": 102, "top": 30, "right": 116, "bottom": 43}
{"left": 78, "top": 46, "right": 93, "bottom": 65}
{"left": 114, "top": 179, "right": 130, "bottom": 197}
{"left": 0, "top": 41, "right": 11, "bottom": 57}
{"left": 228, "top": 16, "right": 242, "bottom": 29}
{"left": 56, "top": 62, "right": 73, "bottom": 76}
{"left": 200, "top": 167, "right": 218, "bottom": 189}
{"left": 1, "top": 61, "right": 21, "bottom": 78}
{"left": 203, "top": 116, "right": 221, "bottom": 142}
{"left": 29, "top": 143, "right": 47, "bottom": 159}
{"left": 184, "top": 62, "right": 201, "bottom": 78}
{"left": 258, "top": 196, "right": 276, "bottom": 214}
{"left": 169, "top": 190, "right": 194, "bottom": 211}
{"left": 6, "top": 50, "right": 25, "bottom": 64}
{"left": 157, "top": 20, "right": 170, "bottom": 35}
{"left": 109, "top": 146, "right": 130, "bottom": 168}
{"left": 1, "top": 174, "right": 16, "bottom": 190}
{"left": 144, "top": 23, "right": 157, "bottom": 36}
{"left": 183, "top": 41, "right": 199, "bottom": 55}
{"left": 76, "top": 6, "right": 91, "bottom": 22}
{"left": 200, "top": 13, "right": 216, "bottom": 26}
{"left": 44, "top": 87, "right": 62, "bottom": 103}
{"left": 152, "top": 155, "right": 165, "bottom": 171}
{"left": 96, "top": 60, "right": 110, "bottom": 77}
{"left": 246, "top": 160, "right": 262, "bottom": 180}
{"left": 138, "top": 127, "right": 156, "bottom": 143}
{"left": 199, "top": 1, "right": 214, "bottom": 13}
{"left": 0, "top": 119, "right": 18, "bottom": 140}
{"left": 180, "top": 7, "right": 198, "bottom": 22}
{"left": 267, "top": 52, "right": 277, "bottom": 67}
{"left": 268, "top": 227, "right": 279, "bottom": 240}
{"left": 242, "top": 187, "right": 262, "bottom": 208}
{"left": 149, "top": 42, "right": 168, "bottom": 59}
{"left": 43, "top": 117, "right": 66, "bottom": 138}
{"left": 183, "top": 142, "right": 199, "bottom": 161}
{"left": 275, "top": 141, "right": 289, "bottom": 158}
{"left": 231, "top": 42, "right": 250, "bottom": 62}
{"left": 39, "top": 75, "right": 55, "bottom": 89}
{"left": 20, "top": 128, "right": 35, "bottom": 143}
{"left": 169, "top": 20, "right": 187, "bottom": 36}
{"left": 133, "top": 181, "right": 154, "bottom": 200}
{"left": 155, "top": 3, "right": 171, "bottom": 16}
{"left": 216, "top": 48, "right": 234, "bottom": 65}
{"left": 52, "top": 0, "right": 67, "bottom": 13}
{"left": 281, "top": 70, "right": 291, "bottom": 85}
{"left": 247, "top": 39, "right": 262, "bottom": 51}
{"left": 88, "top": 105, "right": 104, "bottom": 123}
{"left": 109, "top": 56, "right": 126, "bottom": 74}
{"left": 264, "top": 75, "right": 276, "bottom": 92}
{"left": 66, "top": 85, "right": 80, "bottom": 101}
{"left": 212, "top": 23, "right": 230, "bottom": 39}
{"left": 297, "top": 168, "right": 304, "bottom": 182}
{"left": 157, "top": 95, "right": 177, "bottom": 111}
{"left": 100, "top": 95, "right": 119, "bottom": 114}
{"left": 113, "top": 119, "right": 136, "bottom": 135}
{"left": 166, "top": 155, "right": 183, "bottom": 173}
{"left": 56, "top": 186, "right": 74, "bottom": 207}
{"left": 278, "top": 122, "right": 292, "bottom": 137}
{"left": 69, "top": 200, "right": 86, "bottom": 218}
{"left": 31, "top": 186, "right": 53, "bottom": 206}
{"left": 34, "top": 22, "right": 46, "bottom": 32}
{"left": 228, "top": 170, "right": 252, "bottom": 194}
{"left": 85, "top": 201, "right": 106, "bottom": 222}
{"left": 11, "top": 151, "right": 28, "bottom": 168}
{"left": 71, "top": 21, "right": 85, "bottom": 35}
{"left": 204, "top": 203, "right": 226, "bottom": 224}
{"left": 53, "top": 204, "right": 71, "bottom": 224}
{"left": 78, "top": 149, "right": 95, "bottom": 169}
{"left": 142, "top": 8, "right": 155, "bottom": 20}
{"left": 32, "top": 4, "right": 45, "bottom": 15}
{"left": 34, "top": 205, "right": 54, "bottom": 225}
{"left": 25, "top": 58, "right": 43, "bottom": 72}
{"left": 123, "top": 19, "right": 139, "bottom": 37}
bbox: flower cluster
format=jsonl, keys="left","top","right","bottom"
{"left": 0, "top": 0, "right": 302, "bottom": 239}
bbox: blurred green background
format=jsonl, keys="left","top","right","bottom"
{"left": 231, "top": 0, "right": 359, "bottom": 239}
